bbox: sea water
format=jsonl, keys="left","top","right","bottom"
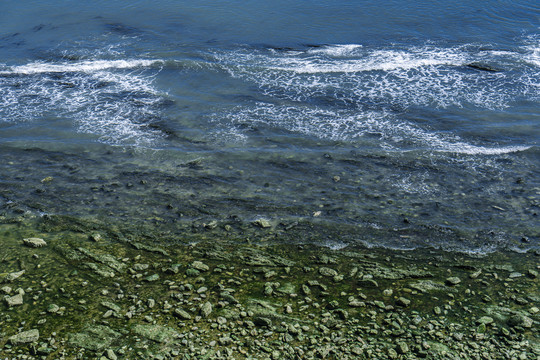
{"left": 0, "top": 0, "right": 538, "bottom": 253}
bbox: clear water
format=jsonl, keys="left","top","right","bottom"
{"left": 0, "top": 0, "right": 539, "bottom": 253}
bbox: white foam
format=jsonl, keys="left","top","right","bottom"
{"left": 306, "top": 44, "right": 363, "bottom": 57}
{"left": 0, "top": 58, "right": 166, "bottom": 147}
{"left": 0, "top": 59, "right": 163, "bottom": 75}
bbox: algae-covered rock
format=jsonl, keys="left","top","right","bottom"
{"left": 68, "top": 325, "right": 120, "bottom": 351}
{"left": 9, "top": 329, "right": 39, "bottom": 344}
{"left": 132, "top": 324, "right": 178, "bottom": 343}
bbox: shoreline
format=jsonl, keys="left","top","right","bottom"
{"left": 1, "top": 217, "right": 539, "bottom": 359}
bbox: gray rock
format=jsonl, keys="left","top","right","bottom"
{"left": 253, "top": 218, "right": 272, "bottom": 228}
{"left": 254, "top": 316, "right": 272, "bottom": 327}
{"left": 174, "top": 308, "right": 192, "bottom": 320}
{"left": 396, "top": 297, "right": 411, "bottom": 307}
{"left": 68, "top": 325, "right": 120, "bottom": 351}
{"left": 106, "top": 349, "right": 117, "bottom": 360}
{"left": 6, "top": 270, "right": 25, "bottom": 282}
{"left": 145, "top": 274, "right": 159, "bottom": 282}
{"left": 23, "top": 237, "right": 47, "bottom": 247}
{"left": 191, "top": 261, "right": 209, "bottom": 272}
{"left": 132, "top": 324, "right": 178, "bottom": 343}
{"left": 319, "top": 267, "right": 338, "bottom": 277}
{"left": 445, "top": 277, "right": 461, "bottom": 286}
{"left": 396, "top": 342, "right": 409, "bottom": 354}
{"left": 9, "top": 329, "right": 39, "bottom": 344}
{"left": 5, "top": 293, "right": 23, "bottom": 307}
{"left": 200, "top": 301, "right": 213, "bottom": 318}
{"left": 477, "top": 316, "right": 494, "bottom": 325}
{"left": 47, "top": 304, "right": 60, "bottom": 314}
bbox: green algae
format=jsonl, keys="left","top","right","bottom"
{"left": 0, "top": 217, "right": 539, "bottom": 359}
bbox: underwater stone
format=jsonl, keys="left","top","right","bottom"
{"left": 9, "top": 329, "right": 39, "bottom": 344}
{"left": 23, "top": 237, "right": 47, "bottom": 247}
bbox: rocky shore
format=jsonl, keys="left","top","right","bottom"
{"left": 0, "top": 217, "right": 539, "bottom": 359}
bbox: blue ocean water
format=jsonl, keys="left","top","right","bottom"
{"left": 0, "top": 0, "right": 539, "bottom": 252}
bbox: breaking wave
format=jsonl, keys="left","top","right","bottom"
{"left": 0, "top": 58, "right": 166, "bottom": 146}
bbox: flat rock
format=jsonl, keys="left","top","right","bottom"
{"left": 319, "top": 267, "right": 338, "bottom": 277}
{"left": 9, "top": 329, "right": 39, "bottom": 344}
{"left": 132, "top": 324, "right": 178, "bottom": 343}
{"left": 445, "top": 277, "right": 461, "bottom": 286}
{"left": 5, "top": 293, "right": 23, "bottom": 307}
{"left": 23, "top": 237, "right": 47, "bottom": 248}
{"left": 191, "top": 261, "right": 209, "bottom": 272}
{"left": 68, "top": 325, "right": 120, "bottom": 351}
{"left": 6, "top": 270, "right": 25, "bottom": 282}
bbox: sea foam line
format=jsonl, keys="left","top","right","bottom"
{"left": 0, "top": 59, "right": 164, "bottom": 75}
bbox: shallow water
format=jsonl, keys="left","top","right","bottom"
{"left": 0, "top": 0, "right": 539, "bottom": 253}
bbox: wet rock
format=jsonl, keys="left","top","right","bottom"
{"left": 145, "top": 274, "right": 159, "bottom": 282}
{"left": 132, "top": 324, "right": 178, "bottom": 343}
{"left": 477, "top": 316, "right": 494, "bottom": 325}
{"left": 9, "top": 329, "right": 39, "bottom": 344}
{"left": 23, "top": 237, "right": 47, "bottom": 247}
{"left": 5, "top": 293, "right": 23, "bottom": 307}
{"left": 174, "top": 308, "right": 192, "bottom": 320}
{"left": 445, "top": 277, "right": 461, "bottom": 286}
{"left": 253, "top": 218, "right": 272, "bottom": 228}
{"left": 254, "top": 316, "right": 272, "bottom": 327}
{"left": 101, "top": 301, "right": 121, "bottom": 313}
{"left": 6, "top": 270, "right": 25, "bottom": 282}
{"left": 69, "top": 325, "right": 120, "bottom": 351}
{"left": 47, "top": 304, "right": 60, "bottom": 314}
{"left": 132, "top": 263, "right": 149, "bottom": 271}
{"left": 508, "top": 314, "right": 533, "bottom": 328}
{"left": 396, "top": 342, "right": 409, "bottom": 354}
{"left": 319, "top": 267, "right": 338, "bottom": 277}
{"left": 105, "top": 349, "right": 117, "bottom": 360}
{"left": 396, "top": 297, "right": 411, "bottom": 307}
{"left": 191, "top": 261, "right": 210, "bottom": 272}
{"left": 200, "top": 301, "right": 213, "bottom": 317}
